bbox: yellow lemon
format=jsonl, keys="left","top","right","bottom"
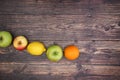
{"left": 27, "top": 41, "right": 46, "bottom": 56}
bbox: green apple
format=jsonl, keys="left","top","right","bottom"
{"left": 46, "top": 45, "right": 63, "bottom": 62}
{"left": 13, "top": 36, "right": 28, "bottom": 51}
{"left": 0, "top": 31, "right": 12, "bottom": 48}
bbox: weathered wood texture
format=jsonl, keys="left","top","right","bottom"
{"left": 0, "top": 0, "right": 120, "bottom": 80}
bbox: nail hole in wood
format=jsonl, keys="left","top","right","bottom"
{"left": 74, "top": 40, "right": 78, "bottom": 43}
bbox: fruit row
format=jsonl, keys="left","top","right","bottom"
{"left": 0, "top": 31, "right": 80, "bottom": 62}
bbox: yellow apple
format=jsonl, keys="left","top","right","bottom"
{"left": 13, "top": 36, "right": 28, "bottom": 50}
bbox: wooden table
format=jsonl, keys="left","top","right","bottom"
{"left": 0, "top": 0, "right": 120, "bottom": 80}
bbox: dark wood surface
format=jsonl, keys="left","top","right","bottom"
{"left": 0, "top": 0, "right": 120, "bottom": 80}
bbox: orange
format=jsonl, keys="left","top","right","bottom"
{"left": 64, "top": 45, "right": 80, "bottom": 60}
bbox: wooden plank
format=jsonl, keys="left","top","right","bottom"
{"left": 81, "top": 65, "right": 120, "bottom": 76}
{"left": 0, "top": 52, "right": 120, "bottom": 65}
{"left": 0, "top": 15, "right": 120, "bottom": 40}
{"left": 0, "top": 41, "right": 120, "bottom": 65}
{"left": 74, "top": 76, "right": 120, "bottom": 80}
{"left": 2, "top": 27, "right": 120, "bottom": 41}
{"left": 0, "top": 73, "right": 71, "bottom": 80}
{"left": 0, "top": 0, "right": 120, "bottom": 15}
{"left": 0, "top": 63, "right": 120, "bottom": 77}
{"left": 0, "top": 74, "right": 120, "bottom": 80}
{"left": 0, "top": 15, "right": 119, "bottom": 27}
{"left": 0, "top": 0, "right": 90, "bottom": 15}
{"left": 0, "top": 61, "right": 78, "bottom": 76}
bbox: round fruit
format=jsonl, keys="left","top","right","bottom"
{"left": 27, "top": 41, "right": 46, "bottom": 56}
{"left": 64, "top": 45, "right": 80, "bottom": 60}
{"left": 0, "top": 31, "right": 12, "bottom": 48}
{"left": 13, "top": 36, "right": 28, "bottom": 51}
{"left": 46, "top": 45, "right": 63, "bottom": 62}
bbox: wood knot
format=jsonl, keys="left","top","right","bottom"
{"left": 104, "top": 26, "right": 110, "bottom": 31}
{"left": 104, "top": 25, "right": 115, "bottom": 31}
{"left": 118, "top": 21, "right": 120, "bottom": 26}
{"left": 74, "top": 40, "right": 78, "bottom": 43}
{"left": 93, "top": 24, "right": 115, "bottom": 31}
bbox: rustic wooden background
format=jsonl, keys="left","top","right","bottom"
{"left": 0, "top": 0, "right": 120, "bottom": 80}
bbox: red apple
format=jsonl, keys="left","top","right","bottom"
{"left": 13, "top": 36, "right": 28, "bottom": 50}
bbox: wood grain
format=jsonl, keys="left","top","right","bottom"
{"left": 0, "top": 62, "right": 120, "bottom": 78}
{"left": 0, "top": 0, "right": 120, "bottom": 15}
{"left": 0, "top": 62, "right": 77, "bottom": 76}
{"left": 0, "top": 15, "right": 120, "bottom": 40}
{"left": 81, "top": 65, "right": 120, "bottom": 75}
{"left": 0, "top": 41, "right": 120, "bottom": 65}
{"left": 0, "top": 0, "right": 120, "bottom": 80}
{"left": 74, "top": 76, "right": 120, "bottom": 80}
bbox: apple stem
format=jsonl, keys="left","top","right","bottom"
{"left": 18, "top": 41, "right": 22, "bottom": 45}
{"left": 54, "top": 52, "right": 58, "bottom": 56}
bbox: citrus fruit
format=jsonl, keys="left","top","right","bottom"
{"left": 27, "top": 41, "right": 46, "bottom": 56}
{"left": 64, "top": 45, "right": 80, "bottom": 60}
